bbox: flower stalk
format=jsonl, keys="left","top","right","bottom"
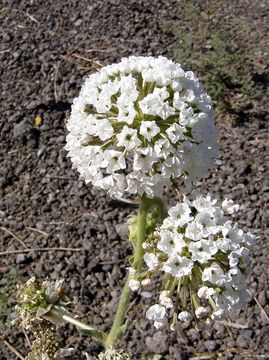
{"left": 49, "top": 307, "right": 106, "bottom": 342}
{"left": 104, "top": 195, "right": 156, "bottom": 348}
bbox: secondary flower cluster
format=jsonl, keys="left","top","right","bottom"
{"left": 16, "top": 277, "right": 65, "bottom": 330}
{"left": 66, "top": 56, "right": 218, "bottom": 198}
{"left": 16, "top": 278, "right": 69, "bottom": 360}
{"left": 143, "top": 193, "right": 256, "bottom": 329}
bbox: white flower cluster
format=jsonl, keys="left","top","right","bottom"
{"left": 66, "top": 56, "right": 218, "bottom": 198}
{"left": 144, "top": 193, "right": 256, "bottom": 329}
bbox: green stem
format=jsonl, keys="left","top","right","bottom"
{"left": 104, "top": 196, "right": 151, "bottom": 349}
{"left": 133, "top": 196, "right": 149, "bottom": 272}
{"left": 172, "top": 278, "right": 182, "bottom": 328}
{"left": 153, "top": 196, "right": 168, "bottom": 220}
{"left": 104, "top": 273, "right": 133, "bottom": 349}
{"left": 49, "top": 306, "right": 106, "bottom": 341}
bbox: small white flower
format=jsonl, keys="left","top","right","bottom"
{"left": 179, "top": 106, "right": 195, "bottom": 126}
{"left": 157, "top": 231, "right": 185, "bottom": 255}
{"left": 144, "top": 253, "right": 159, "bottom": 271}
{"left": 102, "top": 150, "right": 126, "bottom": 173}
{"left": 163, "top": 255, "right": 193, "bottom": 277}
{"left": 117, "top": 102, "right": 137, "bottom": 125}
{"left": 211, "top": 309, "right": 225, "bottom": 320}
{"left": 128, "top": 267, "right": 136, "bottom": 276}
{"left": 189, "top": 239, "right": 218, "bottom": 264}
{"left": 173, "top": 91, "right": 185, "bottom": 108}
{"left": 178, "top": 311, "right": 191, "bottom": 321}
{"left": 146, "top": 304, "right": 166, "bottom": 329}
{"left": 222, "top": 199, "right": 240, "bottom": 214}
{"left": 167, "top": 202, "right": 193, "bottom": 227}
{"left": 185, "top": 221, "right": 204, "bottom": 241}
{"left": 195, "top": 211, "right": 217, "bottom": 235}
{"left": 159, "top": 291, "right": 173, "bottom": 309}
{"left": 154, "top": 139, "right": 174, "bottom": 158}
{"left": 202, "top": 263, "right": 227, "bottom": 286}
{"left": 226, "top": 223, "right": 245, "bottom": 245}
{"left": 139, "top": 87, "right": 175, "bottom": 119}
{"left": 215, "top": 237, "right": 231, "bottom": 253}
{"left": 129, "top": 279, "right": 140, "bottom": 291}
{"left": 133, "top": 147, "right": 157, "bottom": 172}
{"left": 192, "top": 194, "right": 217, "bottom": 214}
{"left": 228, "top": 247, "right": 250, "bottom": 267}
{"left": 195, "top": 306, "right": 208, "bottom": 319}
{"left": 141, "top": 279, "right": 151, "bottom": 287}
{"left": 119, "top": 75, "right": 138, "bottom": 101}
{"left": 166, "top": 123, "right": 185, "bottom": 143}
{"left": 116, "top": 126, "right": 141, "bottom": 150}
{"left": 94, "top": 118, "right": 114, "bottom": 141}
{"left": 197, "top": 286, "right": 216, "bottom": 299}
{"left": 161, "top": 153, "right": 182, "bottom": 178}
{"left": 139, "top": 121, "right": 160, "bottom": 141}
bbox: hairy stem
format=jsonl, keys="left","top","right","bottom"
{"left": 104, "top": 196, "right": 151, "bottom": 349}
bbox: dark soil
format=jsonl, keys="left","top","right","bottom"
{"left": 0, "top": 1, "right": 268, "bottom": 359}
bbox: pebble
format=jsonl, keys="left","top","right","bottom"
{"left": 16, "top": 253, "right": 32, "bottom": 264}
{"left": 146, "top": 332, "right": 168, "bottom": 353}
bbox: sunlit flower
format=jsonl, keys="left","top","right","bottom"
{"left": 146, "top": 304, "right": 166, "bottom": 329}
{"left": 144, "top": 192, "right": 256, "bottom": 328}
{"left": 66, "top": 56, "right": 218, "bottom": 198}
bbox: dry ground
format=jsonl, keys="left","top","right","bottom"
{"left": 0, "top": 1, "right": 268, "bottom": 359}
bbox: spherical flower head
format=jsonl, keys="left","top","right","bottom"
{"left": 143, "top": 192, "right": 256, "bottom": 328}
{"left": 66, "top": 56, "right": 218, "bottom": 198}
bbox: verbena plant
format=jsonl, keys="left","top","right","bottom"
{"left": 16, "top": 56, "right": 256, "bottom": 360}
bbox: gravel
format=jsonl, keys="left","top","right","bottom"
{"left": 0, "top": 0, "right": 268, "bottom": 359}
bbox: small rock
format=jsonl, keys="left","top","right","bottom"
{"left": 105, "top": 221, "right": 117, "bottom": 240}
{"left": 70, "top": 278, "right": 80, "bottom": 289}
{"left": 115, "top": 223, "right": 128, "bottom": 240}
{"left": 172, "top": 349, "right": 189, "bottom": 360}
{"left": 74, "top": 19, "right": 83, "bottom": 26}
{"left": 257, "top": 290, "right": 267, "bottom": 307}
{"left": 204, "top": 340, "right": 218, "bottom": 351}
{"left": 146, "top": 331, "right": 168, "bottom": 354}
{"left": 16, "top": 253, "right": 32, "bottom": 264}
{"left": 13, "top": 120, "right": 30, "bottom": 138}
